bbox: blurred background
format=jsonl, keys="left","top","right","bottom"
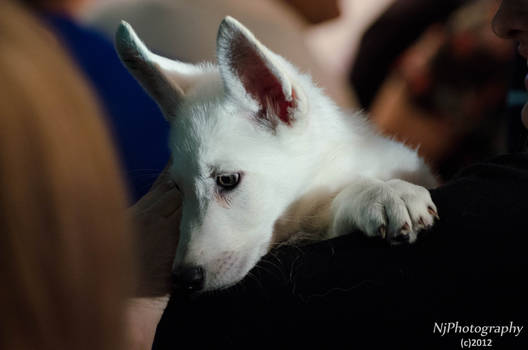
{"left": 3, "top": 3, "right": 527, "bottom": 349}
{"left": 20, "top": 0, "right": 526, "bottom": 191}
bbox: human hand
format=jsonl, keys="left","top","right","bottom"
{"left": 125, "top": 164, "right": 181, "bottom": 350}
{"left": 125, "top": 297, "right": 169, "bottom": 350}
{"left": 129, "top": 163, "right": 181, "bottom": 297}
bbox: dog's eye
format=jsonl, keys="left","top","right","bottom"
{"left": 216, "top": 173, "right": 240, "bottom": 189}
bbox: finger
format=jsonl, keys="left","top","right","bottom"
{"left": 151, "top": 187, "right": 182, "bottom": 218}
{"left": 133, "top": 179, "right": 177, "bottom": 212}
{"left": 167, "top": 207, "right": 182, "bottom": 231}
{"left": 169, "top": 206, "right": 182, "bottom": 221}
{"left": 134, "top": 161, "right": 176, "bottom": 210}
{"left": 149, "top": 161, "right": 173, "bottom": 190}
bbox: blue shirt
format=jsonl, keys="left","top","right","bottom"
{"left": 43, "top": 13, "right": 170, "bottom": 201}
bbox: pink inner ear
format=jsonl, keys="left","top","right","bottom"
{"left": 230, "top": 37, "right": 295, "bottom": 126}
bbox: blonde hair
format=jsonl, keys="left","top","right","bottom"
{"left": 0, "top": 1, "right": 133, "bottom": 349}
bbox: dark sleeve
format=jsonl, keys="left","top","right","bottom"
{"left": 153, "top": 154, "right": 528, "bottom": 349}
{"left": 350, "top": 0, "right": 467, "bottom": 109}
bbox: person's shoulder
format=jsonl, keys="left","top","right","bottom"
{"left": 453, "top": 153, "right": 528, "bottom": 180}
{"left": 430, "top": 152, "right": 528, "bottom": 208}
{"left": 43, "top": 12, "right": 112, "bottom": 51}
{"left": 485, "top": 152, "right": 528, "bottom": 167}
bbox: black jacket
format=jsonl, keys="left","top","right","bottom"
{"left": 154, "top": 153, "right": 528, "bottom": 349}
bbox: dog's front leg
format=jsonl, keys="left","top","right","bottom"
{"left": 329, "top": 177, "right": 438, "bottom": 244}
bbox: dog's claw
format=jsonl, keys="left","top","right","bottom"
{"left": 387, "top": 223, "right": 412, "bottom": 244}
{"left": 400, "top": 222, "right": 411, "bottom": 235}
{"left": 378, "top": 225, "right": 387, "bottom": 239}
{"left": 428, "top": 206, "right": 440, "bottom": 220}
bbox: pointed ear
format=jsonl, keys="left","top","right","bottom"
{"left": 115, "top": 21, "right": 202, "bottom": 120}
{"left": 216, "top": 17, "right": 298, "bottom": 129}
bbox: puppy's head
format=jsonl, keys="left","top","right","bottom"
{"left": 116, "top": 17, "right": 312, "bottom": 291}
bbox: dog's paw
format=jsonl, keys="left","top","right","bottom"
{"left": 332, "top": 178, "right": 438, "bottom": 244}
{"left": 383, "top": 179, "right": 438, "bottom": 243}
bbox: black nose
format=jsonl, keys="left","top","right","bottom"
{"left": 172, "top": 265, "right": 205, "bottom": 292}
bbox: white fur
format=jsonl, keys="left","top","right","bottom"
{"left": 116, "top": 17, "right": 438, "bottom": 291}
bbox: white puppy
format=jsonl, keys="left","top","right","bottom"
{"left": 115, "top": 17, "right": 438, "bottom": 292}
